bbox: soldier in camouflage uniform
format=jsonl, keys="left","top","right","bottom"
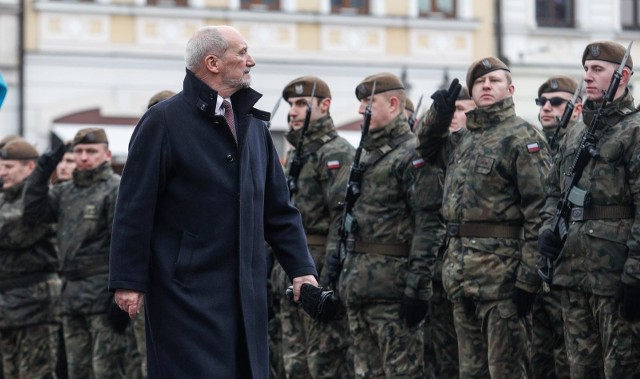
{"left": 0, "top": 135, "right": 20, "bottom": 191}
{"left": 417, "top": 57, "right": 551, "bottom": 378}
{"left": 269, "top": 76, "right": 354, "bottom": 379}
{"left": 536, "top": 75, "right": 583, "bottom": 157}
{"left": 325, "top": 72, "right": 445, "bottom": 378}
{"left": 421, "top": 86, "right": 474, "bottom": 379}
{"left": 23, "top": 128, "right": 127, "bottom": 379}
{"left": 0, "top": 139, "right": 61, "bottom": 379}
{"left": 538, "top": 41, "right": 640, "bottom": 379}
{"left": 530, "top": 76, "right": 581, "bottom": 379}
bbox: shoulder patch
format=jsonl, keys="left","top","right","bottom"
{"left": 527, "top": 142, "right": 540, "bottom": 153}
{"left": 250, "top": 108, "right": 270, "bottom": 121}
{"left": 327, "top": 160, "right": 340, "bottom": 170}
{"left": 412, "top": 158, "right": 426, "bottom": 168}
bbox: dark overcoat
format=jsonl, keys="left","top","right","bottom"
{"left": 108, "top": 70, "right": 317, "bottom": 378}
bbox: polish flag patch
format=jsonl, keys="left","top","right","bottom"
{"left": 527, "top": 142, "right": 540, "bottom": 153}
{"left": 412, "top": 158, "right": 426, "bottom": 168}
{"left": 327, "top": 160, "right": 341, "bottom": 170}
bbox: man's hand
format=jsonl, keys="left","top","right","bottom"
{"left": 400, "top": 296, "right": 429, "bottom": 328}
{"left": 37, "top": 143, "right": 67, "bottom": 176}
{"left": 430, "top": 78, "right": 462, "bottom": 124}
{"left": 114, "top": 289, "right": 144, "bottom": 319}
{"left": 512, "top": 287, "right": 536, "bottom": 318}
{"left": 538, "top": 229, "right": 562, "bottom": 260}
{"left": 291, "top": 274, "right": 318, "bottom": 302}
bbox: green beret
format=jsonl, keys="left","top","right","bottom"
{"left": 538, "top": 75, "right": 578, "bottom": 98}
{"left": 355, "top": 72, "right": 404, "bottom": 101}
{"left": 0, "top": 139, "right": 39, "bottom": 160}
{"left": 73, "top": 128, "right": 108, "bottom": 146}
{"left": 282, "top": 76, "right": 331, "bottom": 101}
{"left": 148, "top": 90, "right": 176, "bottom": 109}
{"left": 458, "top": 86, "right": 471, "bottom": 100}
{"left": 0, "top": 134, "right": 20, "bottom": 150}
{"left": 466, "top": 57, "right": 510, "bottom": 96}
{"left": 405, "top": 98, "right": 415, "bottom": 113}
{"left": 582, "top": 41, "right": 633, "bottom": 70}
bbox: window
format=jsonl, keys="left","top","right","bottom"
{"left": 536, "top": 0, "right": 574, "bottom": 28}
{"left": 622, "top": 0, "right": 640, "bottom": 30}
{"left": 331, "top": 0, "right": 369, "bottom": 15}
{"left": 240, "top": 0, "right": 280, "bottom": 11}
{"left": 147, "top": 0, "right": 188, "bottom": 6}
{"left": 419, "top": 0, "right": 455, "bottom": 18}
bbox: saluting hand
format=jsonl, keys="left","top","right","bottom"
{"left": 430, "top": 78, "right": 462, "bottom": 124}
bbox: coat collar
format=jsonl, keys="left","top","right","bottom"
{"left": 466, "top": 97, "right": 516, "bottom": 131}
{"left": 181, "top": 69, "right": 263, "bottom": 118}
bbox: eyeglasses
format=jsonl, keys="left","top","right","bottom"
{"left": 535, "top": 97, "right": 568, "bottom": 107}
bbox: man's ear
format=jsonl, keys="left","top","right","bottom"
{"left": 205, "top": 55, "right": 220, "bottom": 73}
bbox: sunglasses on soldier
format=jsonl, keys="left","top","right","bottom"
{"left": 535, "top": 96, "right": 568, "bottom": 107}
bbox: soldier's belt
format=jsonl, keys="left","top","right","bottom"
{"left": 64, "top": 263, "right": 109, "bottom": 281}
{"left": 570, "top": 205, "right": 635, "bottom": 221}
{"left": 447, "top": 222, "right": 524, "bottom": 239}
{"left": 0, "top": 272, "right": 58, "bottom": 292}
{"left": 306, "top": 234, "right": 327, "bottom": 247}
{"left": 352, "top": 242, "right": 410, "bottom": 257}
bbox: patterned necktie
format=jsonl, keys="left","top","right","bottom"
{"left": 222, "top": 100, "right": 237, "bottom": 143}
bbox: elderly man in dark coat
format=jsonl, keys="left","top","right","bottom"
{"left": 108, "top": 25, "right": 318, "bottom": 379}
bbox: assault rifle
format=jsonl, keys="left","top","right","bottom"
{"left": 286, "top": 82, "right": 317, "bottom": 198}
{"left": 548, "top": 80, "right": 584, "bottom": 149}
{"left": 407, "top": 94, "right": 424, "bottom": 131}
{"left": 331, "top": 81, "right": 376, "bottom": 290}
{"left": 538, "top": 41, "right": 633, "bottom": 285}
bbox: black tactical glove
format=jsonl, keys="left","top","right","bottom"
{"left": 400, "top": 296, "right": 429, "bottom": 328}
{"left": 538, "top": 229, "right": 563, "bottom": 261}
{"left": 616, "top": 283, "right": 640, "bottom": 322}
{"left": 286, "top": 284, "right": 339, "bottom": 322}
{"left": 107, "top": 301, "right": 131, "bottom": 334}
{"left": 37, "top": 143, "right": 67, "bottom": 177}
{"left": 324, "top": 251, "right": 342, "bottom": 289}
{"left": 512, "top": 287, "right": 536, "bottom": 318}
{"left": 430, "top": 78, "right": 462, "bottom": 124}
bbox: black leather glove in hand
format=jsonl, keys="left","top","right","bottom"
{"left": 290, "top": 284, "right": 339, "bottom": 322}
{"left": 107, "top": 301, "right": 131, "bottom": 334}
{"left": 512, "top": 287, "right": 536, "bottom": 318}
{"left": 38, "top": 143, "right": 67, "bottom": 176}
{"left": 538, "top": 229, "right": 563, "bottom": 261}
{"left": 430, "top": 78, "right": 462, "bottom": 124}
{"left": 617, "top": 283, "right": 640, "bottom": 322}
{"left": 400, "top": 296, "right": 429, "bottom": 328}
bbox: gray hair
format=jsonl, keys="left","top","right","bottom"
{"left": 184, "top": 26, "right": 229, "bottom": 71}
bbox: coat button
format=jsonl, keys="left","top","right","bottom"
{"left": 226, "top": 154, "right": 234, "bottom": 163}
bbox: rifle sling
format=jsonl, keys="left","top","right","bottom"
{"left": 570, "top": 205, "right": 634, "bottom": 221}
{"left": 362, "top": 132, "right": 413, "bottom": 169}
{"left": 447, "top": 222, "right": 524, "bottom": 239}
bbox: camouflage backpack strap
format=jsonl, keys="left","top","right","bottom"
{"left": 304, "top": 130, "right": 338, "bottom": 156}
{"left": 363, "top": 132, "right": 413, "bottom": 169}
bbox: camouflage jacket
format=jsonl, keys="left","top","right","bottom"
{"left": 337, "top": 114, "right": 445, "bottom": 304}
{"left": 542, "top": 119, "right": 578, "bottom": 158}
{"left": 541, "top": 89, "right": 640, "bottom": 294}
{"left": 0, "top": 180, "right": 60, "bottom": 328}
{"left": 418, "top": 97, "right": 551, "bottom": 301}
{"left": 24, "top": 162, "right": 120, "bottom": 315}
{"left": 284, "top": 115, "right": 355, "bottom": 276}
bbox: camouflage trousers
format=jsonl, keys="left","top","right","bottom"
{"left": 424, "top": 281, "right": 459, "bottom": 379}
{"left": 531, "top": 288, "right": 569, "bottom": 379}
{"left": 347, "top": 302, "right": 424, "bottom": 379}
{"left": 0, "top": 323, "right": 60, "bottom": 379}
{"left": 131, "top": 301, "right": 146, "bottom": 378}
{"left": 272, "top": 263, "right": 353, "bottom": 379}
{"left": 560, "top": 289, "right": 640, "bottom": 379}
{"left": 452, "top": 298, "right": 529, "bottom": 379}
{"left": 62, "top": 313, "right": 127, "bottom": 379}
{"left": 124, "top": 320, "right": 143, "bottom": 379}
